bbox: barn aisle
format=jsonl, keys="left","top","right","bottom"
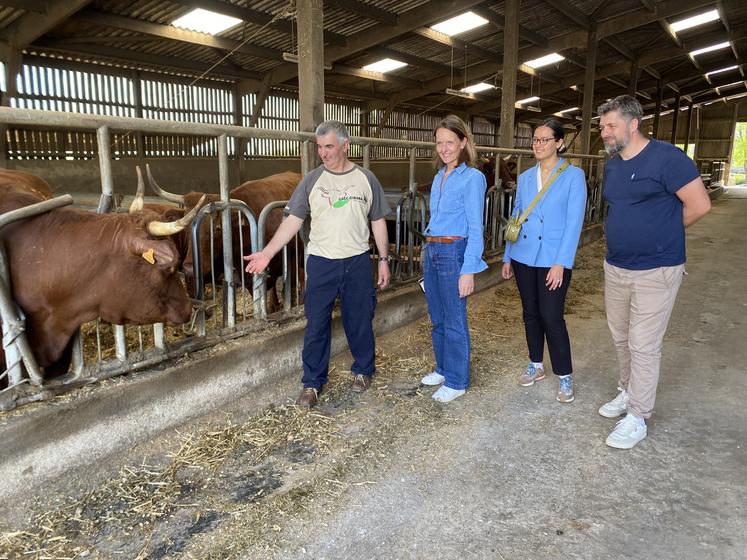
{"left": 260, "top": 193, "right": 746, "bottom": 560}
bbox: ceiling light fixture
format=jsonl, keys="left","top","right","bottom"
{"left": 431, "top": 11, "right": 489, "bottom": 36}
{"left": 524, "top": 53, "right": 565, "bottom": 69}
{"left": 690, "top": 42, "right": 730, "bottom": 57}
{"left": 362, "top": 58, "right": 407, "bottom": 73}
{"left": 669, "top": 9, "right": 719, "bottom": 33}
{"left": 705, "top": 65, "right": 739, "bottom": 77}
{"left": 172, "top": 8, "right": 242, "bottom": 35}
{"left": 461, "top": 82, "right": 495, "bottom": 94}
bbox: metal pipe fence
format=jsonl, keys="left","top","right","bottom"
{"left": 0, "top": 107, "right": 606, "bottom": 410}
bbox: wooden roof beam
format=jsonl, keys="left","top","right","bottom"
{"left": 323, "top": 0, "right": 398, "bottom": 26}
{"left": 0, "top": 0, "right": 92, "bottom": 49}
{"left": 72, "top": 8, "right": 285, "bottom": 61}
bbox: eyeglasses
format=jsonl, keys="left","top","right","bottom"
{"left": 532, "top": 137, "right": 557, "bottom": 145}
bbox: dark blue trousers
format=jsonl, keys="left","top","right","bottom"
{"left": 301, "top": 252, "right": 377, "bottom": 390}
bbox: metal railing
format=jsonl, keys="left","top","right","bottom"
{"left": 0, "top": 107, "right": 607, "bottom": 410}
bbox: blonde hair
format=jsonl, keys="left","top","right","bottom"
{"left": 432, "top": 114, "right": 479, "bottom": 171}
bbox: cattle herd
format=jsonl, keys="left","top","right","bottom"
{"left": 0, "top": 167, "right": 303, "bottom": 388}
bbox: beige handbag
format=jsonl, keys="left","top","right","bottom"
{"left": 504, "top": 161, "right": 569, "bottom": 243}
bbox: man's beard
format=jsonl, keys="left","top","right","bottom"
{"left": 604, "top": 141, "right": 625, "bottom": 156}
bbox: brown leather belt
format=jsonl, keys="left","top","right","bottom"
{"left": 426, "top": 236, "right": 464, "bottom": 244}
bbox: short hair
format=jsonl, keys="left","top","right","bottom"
{"left": 535, "top": 118, "right": 567, "bottom": 154}
{"left": 433, "top": 114, "right": 479, "bottom": 170}
{"left": 315, "top": 120, "right": 349, "bottom": 144}
{"left": 597, "top": 95, "right": 644, "bottom": 124}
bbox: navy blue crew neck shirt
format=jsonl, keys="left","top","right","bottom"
{"left": 603, "top": 139, "right": 699, "bottom": 270}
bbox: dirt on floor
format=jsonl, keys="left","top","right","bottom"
{"left": 2, "top": 239, "right": 609, "bottom": 559}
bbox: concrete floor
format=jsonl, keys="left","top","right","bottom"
{"left": 264, "top": 189, "right": 746, "bottom": 560}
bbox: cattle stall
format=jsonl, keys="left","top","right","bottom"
{"left": 0, "top": 106, "right": 606, "bottom": 411}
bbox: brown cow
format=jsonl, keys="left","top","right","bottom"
{"left": 0, "top": 169, "right": 203, "bottom": 377}
{"left": 0, "top": 168, "right": 54, "bottom": 200}
{"left": 146, "top": 166, "right": 302, "bottom": 313}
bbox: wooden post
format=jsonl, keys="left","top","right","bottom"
{"left": 580, "top": 27, "right": 598, "bottom": 155}
{"left": 670, "top": 92, "right": 681, "bottom": 145}
{"left": 628, "top": 60, "right": 639, "bottom": 97}
{"left": 683, "top": 100, "right": 695, "bottom": 154}
{"left": 652, "top": 80, "right": 664, "bottom": 139}
{"left": 0, "top": 48, "right": 22, "bottom": 166}
{"left": 297, "top": 0, "right": 324, "bottom": 166}
{"left": 499, "top": 0, "right": 519, "bottom": 148}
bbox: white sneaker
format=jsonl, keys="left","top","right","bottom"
{"left": 598, "top": 388, "right": 629, "bottom": 418}
{"left": 432, "top": 386, "right": 465, "bottom": 403}
{"left": 605, "top": 414, "right": 647, "bottom": 449}
{"left": 421, "top": 371, "right": 445, "bottom": 386}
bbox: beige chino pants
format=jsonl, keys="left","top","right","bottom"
{"left": 603, "top": 261, "right": 685, "bottom": 419}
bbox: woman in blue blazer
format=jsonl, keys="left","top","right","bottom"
{"left": 501, "top": 118, "right": 587, "bottom": 403}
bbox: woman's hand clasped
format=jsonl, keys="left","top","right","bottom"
{"left": 545, "top": 264, "right": 564, "bottom": 290}
{"left": 458, "top": 273, "right": 474, "bottom": 298}
{"left": 501, "top": 262, "right": 513, "bottom": 280}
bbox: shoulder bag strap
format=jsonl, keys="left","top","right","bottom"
{"left": 515, "top": 161, "right": 569, "bottom": 225}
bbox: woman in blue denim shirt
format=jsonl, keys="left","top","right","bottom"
{"left": 420, "top": 115, "right": 488, "bottom": 403}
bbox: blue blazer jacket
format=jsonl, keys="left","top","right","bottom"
{"left": 503, "top": 159, "right": 587, "bottom": 269}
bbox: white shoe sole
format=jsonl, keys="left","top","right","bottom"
{"left": 421, "top": 376, "right": 445, "bottom": 386}
{"left": 598, "top": 407, "right": 627, "bottom": 418}
{"left": 605, "top": 432, "right": 646, "bottom": 449}
{"left": 557, "top": 394, "right": 575, "bottom": 403}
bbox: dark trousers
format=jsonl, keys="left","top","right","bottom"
{"left": 511, "top": 259, "right": 573, "bottom": 376}
{"left": 301, "top": 252, "right": 377, "bottom": 390}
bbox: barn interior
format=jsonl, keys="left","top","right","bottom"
{"left": 0, "top": 1, "right": 745, "bottom": 559}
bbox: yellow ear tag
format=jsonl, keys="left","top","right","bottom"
{"left": 141, "top": 248, "right": 155, "bottom": 264}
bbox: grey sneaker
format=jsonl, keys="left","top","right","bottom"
{"left": 599, "top": 389, "right": 629, "bottom": 418}
{"left": 556, "top": 375, "right": 574, "bottom": 403}
{"left": 518, "top": 363, "right": 546, "bottom": 386}
{"left": 421, "top": 371, "right": 445, "bottom": 386}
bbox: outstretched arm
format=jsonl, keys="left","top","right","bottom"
{"left": 244, "top": 215, "right": 304, "bottom": 273}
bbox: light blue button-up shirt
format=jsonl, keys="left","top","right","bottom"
{"left": 426, "top": 162, "right": 488, "bottom": 275}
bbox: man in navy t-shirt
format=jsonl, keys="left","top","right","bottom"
{"left": 596, "top": 95, "right": 711, "bottom": 449}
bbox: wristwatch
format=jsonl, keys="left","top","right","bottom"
{"left": 378, "top": 255, "right": 392, "bottom": 262}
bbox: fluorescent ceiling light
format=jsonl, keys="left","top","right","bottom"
{"left": 516, "top": 96, "right": 540, "bottom": 105}
{"left": 556, "top": 107, "right": 579, "bottom": 114}
{"left": 690, "top": 42, "right": 730, "bottom": 57}
{"left": 172, "top": 8, "right": 242, "bottom": 35}
{"left": 669, "top": 9, "right": 719, "bottom": 33}
{"left": 524, "top": 53, "right": 565, "bottom": 69}
{"left": 715, "top": 81, "right": 744, "bottom": 94}
{"left": 461, "top": 82, "right": 495, "bottom": 94}
{"left": 705, "top": 65, "right": 738, "bottom": 77}
{"left": 431, "top": 11, "right": 488, "bottom": 36}
{"left": 362, "top": 58, "right": 407, "bottom": 73}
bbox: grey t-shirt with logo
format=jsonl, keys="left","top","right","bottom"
{"left": 284, "top": 164, "right": 391, "bottom": 259}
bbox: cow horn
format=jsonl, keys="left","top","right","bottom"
{"left": 129, "top": 166, "right": 145, "bottom": 213}
{"left": 147, "top": 194, "right": 207, "bottom": 237}
{"left": 146, "top": 163, "right": 185, "bottom": 205}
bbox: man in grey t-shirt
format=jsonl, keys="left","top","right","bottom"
{"left": 244, "top": 120, "right": 391, "bottom": 408}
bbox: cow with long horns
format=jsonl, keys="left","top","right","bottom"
{"left": 0, "top": 167, "right": 204, "bottom": 377}
{"left": 146, "top": 166, "right": 302, "bottom": 313}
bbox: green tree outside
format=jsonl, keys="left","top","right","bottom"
{"left": 731, "top": 122, "right": 747, "bottom": 185}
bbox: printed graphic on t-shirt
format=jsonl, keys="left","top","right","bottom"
{"left": 319, "top": 183, "right": 369, "bottom": 208}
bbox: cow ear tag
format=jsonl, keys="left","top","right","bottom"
{"left": 141, "top": 248, "right": 156, "bottom": 264}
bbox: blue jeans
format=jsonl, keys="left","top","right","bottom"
{"left": 423, "top": 239, "right": 470, "bottom": 390}
{"left": 301, "top": 252, "right": 377, "bottom": 390}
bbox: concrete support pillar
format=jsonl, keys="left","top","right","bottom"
{"left": 652, "top": 80, "right": 664, "bottom": 139}
{"left": 361, "top": 108, "right": 370, "bottom": 138}
{"left": 499, "top": 0, "right": 519, "bottom": 148}
{"left": 297, "top": 0, "right": 324, "bottom": 166}
{"left": 0, "top": 48, "right": 22, "bottom": 166}
{"left": 580, "top": 27, "right": 598, "bottom": 155}
{"left": 683, "top": 100, "right": 695, "bottom": 154}
{"left": 670, "top": 92, "right": 681, "bottom": 145}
